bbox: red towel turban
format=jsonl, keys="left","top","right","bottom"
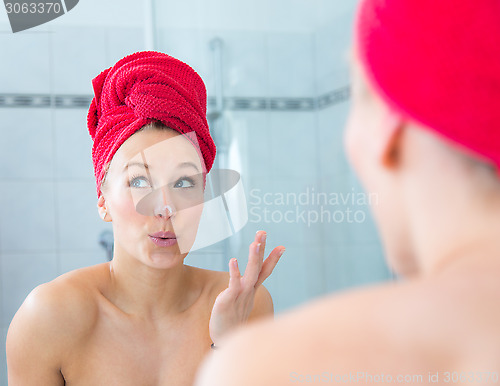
{"left": 355, "top": 0, "right": 500, "bottom": 170}
{"left": 87, "top": 51, "right": 216, "bottom": 196}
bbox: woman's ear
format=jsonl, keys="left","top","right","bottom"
{"left": 378, "top": 108, "right": 405, "bottom": 169}
{"left": 97, "top": 194, "right": 112, "bottom": 222}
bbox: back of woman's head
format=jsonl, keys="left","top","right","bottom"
{"left": 354, "top": 0, "right": 500, "bottom": 180}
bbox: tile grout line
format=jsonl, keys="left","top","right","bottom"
{"left": 48, "top": 24, "right": 62, "bottom": 276}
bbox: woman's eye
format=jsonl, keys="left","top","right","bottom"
{"left": 174, "top": 178, "right": 194, "bottom": 188}
{"left": 130, "top": 177, "right": 151, "bottom": 188}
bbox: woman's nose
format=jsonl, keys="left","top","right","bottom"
{"left": 154, "top": 203, "right": 174, "bottom": 219}
{"left": 153, "top": 187, "right": 175, "bottom": 219}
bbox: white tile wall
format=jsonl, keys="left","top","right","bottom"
{"left": 59, "top": 251, "right": 108, "bottom": 275}
{"left": 53, "top": 109, "right": 94, "bottom": 180}
{"left": 317, "top": 102, "right": 351, "bottom": 178}
{"left": 153, "top": 0, "right": 327, "bottom": 32}
{"left": 107, "top": 27, "right": 145, "bottom": 66}
{"left": 314, "top": 19, "right": 353, "bottom": 81}
{"left": 184, "top": 249, "right": 225, "bottom": 272}
{"left": 323, "top": 242, "right": 352, "bottom": 291}
{"left": 1, "top": 252, "right": 59, "bottom": 327}
{"left": 304, "top": 245, "right": 328, "bottom": 298}
{"left": 268, "top": 32, "right": 315, "bottom": 98}
{"left": 0, "top": 32, "right": 51, "bottom": 93}
{"left": 56, "top": 181, "right": 112, "bottom": 251}
{"left": 201, "top": 30, "right": 268, "bottom": 98}
{"left": 325, "top": 242, "right": 390, "bottom": 293}
{"left": 262, "top": 0, "right": 317, "bottom": 32}
{"left": 316, "top": 68, "right": 351, "bottom": 96}
{"left": 0, "top": 181, "right": 57, "bottom": 253}
{"left": 316, "top": 0, "right": 359, "bottom": 29}
{"left": 49, "top": 0, "right": 144, "bottom": 28}
{"left": 0, "top": 9, "right": 9, "bottom": 25}
{"left": 0, "top": 109, "right": 54, "bottom": 180}
{"left": 199, "top": 0, "right": 269, "bottom": 31}
{"left": 196, "top": 30, "right": 216, "bottom": 98}
{"left": 230, "top": 111, "right": 270, "bottom": 180}
{"left": 0, "top": 328, "right": 6, "bottom": 386}
{"left": 157, "top": 28, "right": 204, "bottom": 76}
{"left": 158, "top": 28, "right": 216, "bottom": 101}
{"left": 264, "top": 243, "right": 310, "bottom": 311}
{"left": 50, "top": 25, "right": 107, "bottom": 94}
{"left": 154, "top": 0, "right": 205, "bottom": 30}
{"left": 269, "top": 111, "right": 317, "bottom": 179}
{"left": 313, "top": 7, "right": 354, "bottom": 123}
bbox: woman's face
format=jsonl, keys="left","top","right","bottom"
{"left": 101, "top": 127, "right": 205, "bottom": 269}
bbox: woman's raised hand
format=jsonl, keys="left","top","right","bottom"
{"left": 209, "top": 231, "right": 285, "bottom": 347}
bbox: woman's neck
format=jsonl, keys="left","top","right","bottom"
{"left": 106, "top": 246, "right": 200, "bottom": 320}
{"left": 411, "top": 187, "right": 500, "bottom": 278}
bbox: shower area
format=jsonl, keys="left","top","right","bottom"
{"left": 0, "top": 0, "right": 391, "bottom": 383}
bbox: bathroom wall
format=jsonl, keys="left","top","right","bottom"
{"left": 0, "top": 0, "right": 391, "bottom": 384}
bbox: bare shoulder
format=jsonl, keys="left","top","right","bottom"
{"left": 7, "top": 264, "right": 107, "bottom": 362}
{"left": 6, "top": 263, "right": 109, "bottom": 384}
{"left": 196, "top": 278, "right": 499, "bottom": 386}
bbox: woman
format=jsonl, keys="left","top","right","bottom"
{"left": 6, "top": 51, "right": 285, "bottom": 386}
{"left": 195, "top": 0, "right": 500, "bottom": 384}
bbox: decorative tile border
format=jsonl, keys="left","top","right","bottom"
{"left": 0, "top": 94, "right": 93, "bottom": 108}
{"left": 316, "top": 87, "right": 351, "bottom": 109}
{"left": 0, "top": 86, "right": 350, "bottom": 111}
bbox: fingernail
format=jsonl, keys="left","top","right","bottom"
{"left": 279, "top": 248, "right": 285, "bottom": 257}
{"left": 260, "top": 232, "right": 267, "bottom": 243}
{"left": 255, "top": 243, "right": 261, "bottom": 253}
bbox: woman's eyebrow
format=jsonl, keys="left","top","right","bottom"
{"left": 123, "top": 162, "right": 149, "bottom": 171}
{"left": 179, "top": 161, "right": 200, "bottom": 172}
{"left": 124, "top": 161, "right": 200, "bottom": 172}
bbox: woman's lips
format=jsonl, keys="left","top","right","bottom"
{"left": 149, "top": 231, "right": 177, "bottom": 247}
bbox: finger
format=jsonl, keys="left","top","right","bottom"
{"left": 244, "top": 231, "right": 266, "bottom": 278}
{"left": 257, "top": 230, "right": 266, "bottom": 264}
{"left": 227, "top": 258, "right": 242, "bottom": 298}
{"left": 255, "top": 246, "right": 285, "bottom": 288}
{"left": 242, "top": 241, "right": 262, "bottom": 289}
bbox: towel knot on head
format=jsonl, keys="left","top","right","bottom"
{"left": 87, "top": 50, "right": 216, "bottom": 196}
